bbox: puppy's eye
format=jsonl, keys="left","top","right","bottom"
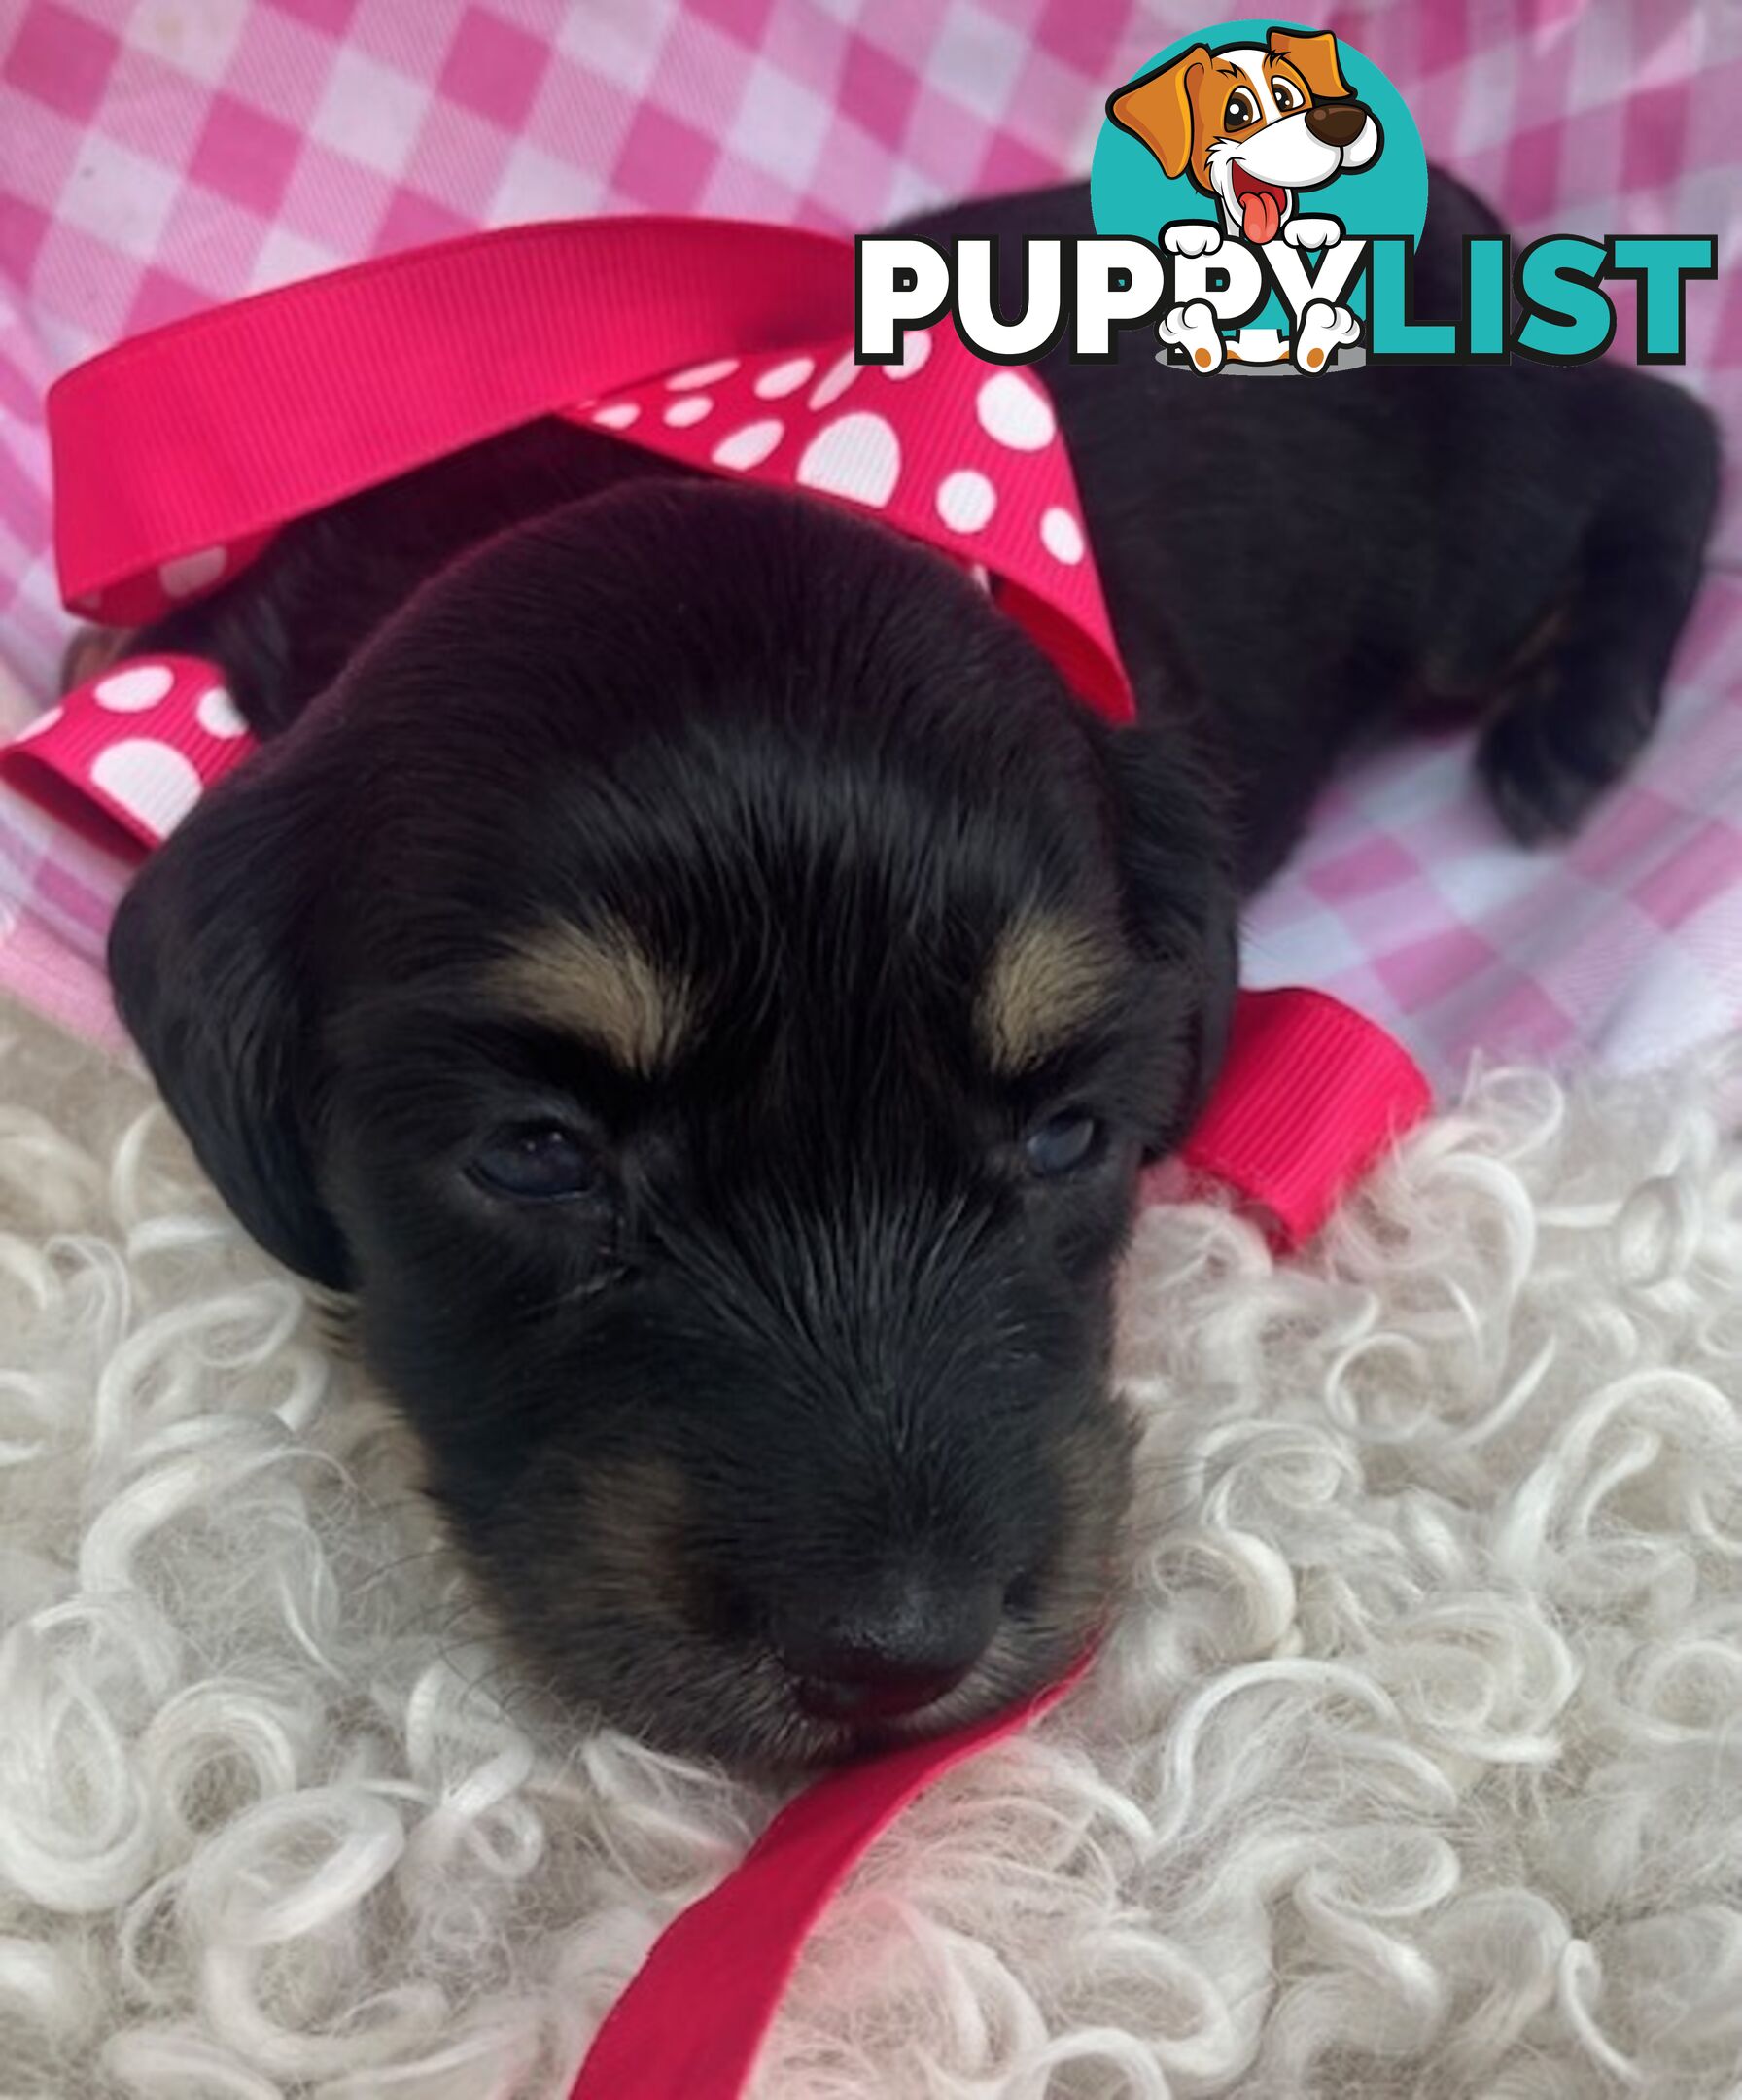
{"left": 470, "top": 1122, "right": 602, "bottom": 1202}
{"left": 1272, "top": 78, "right": 1300, "bottom": 112}
{"left": 1023, "top": 1111, "right": 1104, "bottom": 1178}
{"left": 1225, "top": 88, "right": 1258, "bottom": 127}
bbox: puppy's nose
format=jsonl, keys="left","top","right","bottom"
{"left": 777, "top": 1576, "right": 1001, "bottom": 1723}
{"left": 1306, "top": 102, "right": 1367, "bottom": 148}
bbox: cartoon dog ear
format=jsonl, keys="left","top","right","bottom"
{"left": 1106, "top": 46, "right": 1210, "bottom": 182}
{"left": 107, "top": 745, "right": 353, "bottom": 1289}
{"left": 1268, "top": 26, "right": 1353, "bottom": 101}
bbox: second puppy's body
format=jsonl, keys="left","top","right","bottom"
{"left": 140, "top": 176, "right": 1716, "bottom": 879}
{"left": 918, "top": 180, "right": 1717, "bottom": 872}
{"left": 103, "top": 177, "right": 1719, "bottom": 1767}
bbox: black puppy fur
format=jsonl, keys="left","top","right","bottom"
{"left": 105, "top": 176, "right": 1719, "bottom": 1767}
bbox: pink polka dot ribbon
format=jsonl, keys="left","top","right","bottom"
{"left": 567, "top": 341, "right": 1121, "bottom": 716}
{"left": 12, "top": 218, "right": 1139, "bottom": 858}
{"left": 43, "top": 216, "right": 1132, "bottom": 722}
{"left": 0, "top": 654, "right": 250, "bottom": 859}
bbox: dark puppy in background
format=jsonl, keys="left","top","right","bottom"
{"left": 98, "top": 175, "right": 1717, "bottom": 1768}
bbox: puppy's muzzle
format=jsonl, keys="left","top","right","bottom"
{"left": 1306, "top": 101, "right": 1368, "bottom": 149}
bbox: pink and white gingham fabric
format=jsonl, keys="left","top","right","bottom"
{"left": 1, "top": 0, "right": 1738, "bottom": 1080}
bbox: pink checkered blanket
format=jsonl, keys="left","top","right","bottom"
{"left": 1, "top": 0, "right": 1738, "bottom": 1083}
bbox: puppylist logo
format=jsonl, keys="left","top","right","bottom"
{"left": 1102, "top": 20, "right": 1407, "bottom": 371}
{"left": 856, "top": 18, "right": 1716, "bottom": 376}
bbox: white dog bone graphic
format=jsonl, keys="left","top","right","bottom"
{"left": 1164, "top": 221, "right": 1223, "bottom": 259}
{"left": 1282, "top": 216, "right": 1342, "bottom": 251}
{"left": 1159, "top": 298, "right": 1226, "bottom": 372}
{"left": 1292, "top": 298, "right": 1361, "bottom": 373}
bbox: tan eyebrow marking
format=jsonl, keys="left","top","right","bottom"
{"left": 492, "top": 919, "right": 693, "bottom": 1076}
{"left": 976, "top": 911, "right": 1122, "bottom": 1074}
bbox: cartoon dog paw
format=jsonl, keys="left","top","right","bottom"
{"left": 1159, "top": 299, "right": 1226, "bottom": 372}
{"left": 1282, "top": 216, "right": 1342, "bottom": 251}
{"left": 1292, "top": 298, "right": 1360, "bottom": 372}
{"left": 1163, "top": 221, "right": 1223, "bottom": 259}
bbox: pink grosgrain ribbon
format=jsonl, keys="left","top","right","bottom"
{"left": 42, "top": 216, "right": 1132, "bottom": 723}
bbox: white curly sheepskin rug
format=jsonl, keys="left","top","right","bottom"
{"left": 3, "top": 997, "right": 1742, "bottom": 2100}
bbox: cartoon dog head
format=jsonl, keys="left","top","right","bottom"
{"left": 1109, "top": 25, "right": 1382, "bottom": 245}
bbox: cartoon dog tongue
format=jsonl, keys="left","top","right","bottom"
{"left": 1239, "top": 184, "right": 1283, "bottom": 245}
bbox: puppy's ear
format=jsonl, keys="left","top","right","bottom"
{"left": 1268, "top": 27, "right": 1352, "bottom": 101}
{"left": 1096, "top": 722, "right": 1240, "bottom": 1142}
{"left": 1106, "top": 47, "right": 1208, "bottom": 181}
{"left": 107, "top": 754, "right": 351, "bottom": 1288}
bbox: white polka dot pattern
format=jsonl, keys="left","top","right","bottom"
{"left": 712, "top": 420, "right": 784, "bottom": 471}
{"left": 90, "top": 740, "right": 204, "bottom": 836}
{"left": 196, "top": 686, "right": 249, "bottom": 739}
{"left": 95, "top": 665, "right": 175, "bottom": 711}
{"left": 795, "top": 413, "right": 901, "bottom": 508}
{"left": 753, "top": 357, "right": 814, "bottom": 400}
{"left": 807, "top": 351, "right": 858, "bottom": 410}
{"left": 884, "top": 331, "right": 933, "bottom": 380}
{"left": 542, "top": 321, "right": 1132, "bottom": 720}
{"left": 666, "top": 357, "right": 739, "bottom": 390}
{"left": 976, "top": 370, "right": 1055, "bottom": 450}
{"left": 0, "top": 654, "right": 263, "bottom": 854}
{"left": 49, "top": 296, "right": 1137, "bottom": 777}
{"left": 158, "top": 548, "right": 227, "bottom": 598}
{"left": 1040, "top": 507, "right": 1085, "bottom": 564}
{"left": 935, "top": 470, "right": 995, "bottom": 533}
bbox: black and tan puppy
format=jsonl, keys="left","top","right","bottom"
{"left": 101, "top": 175, "right": 1718, "bottom": 1768}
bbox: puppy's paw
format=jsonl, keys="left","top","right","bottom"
{"left": 1163, "top": 221, "right": 1223, "bottom": 259}
{"left": 1282, "top": 216, "right": 1341, "bottom": 251}
{"left": 1478, "top": 682, "right": 1655, "bottom": 845}
{"left": 1291, "top": 298, "right": 1360, "bottom": 372}
{"left": 1158, "top": 300, "right": 1226, "bottom": 371}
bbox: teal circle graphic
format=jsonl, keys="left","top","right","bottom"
{"left": 1091, "top": 19, "right": 1428, "bottom": 339}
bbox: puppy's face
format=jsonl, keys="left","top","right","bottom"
{"left": 110, "top": 483, "right": 1236, "bottom": 1768}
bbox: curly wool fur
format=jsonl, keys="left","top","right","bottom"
{"left": 2, "top": 998, "right": 1741, "bottom": 2099}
